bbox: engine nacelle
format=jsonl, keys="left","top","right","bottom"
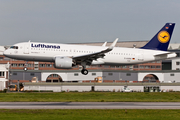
{"left": 54, "top": 57, "right": 72, "bottom": 69}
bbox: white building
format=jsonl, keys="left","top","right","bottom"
{"left": 0, "top": 46, "right": 8, "bottom": 90}
{"left": 0, "top": 64, "right": 8, "bottom": 90}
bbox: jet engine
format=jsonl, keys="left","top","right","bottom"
{"left": 54, "top": 57, "right": 73, "bottom": 69}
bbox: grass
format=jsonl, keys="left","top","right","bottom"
{"left": 0, "top": 92, "right": 180, "bottom": 102}
{"left": 0, "top": 93, "right": 180, "bottom": 120}
{"left": 0, "top": 109, "right": 180, "bottom": 120}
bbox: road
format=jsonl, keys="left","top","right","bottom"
{"left": 0, "top": 102, "right": 180, "bottom": 109}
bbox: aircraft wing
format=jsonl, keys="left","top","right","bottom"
{"left": 73, "top": 38, "right": 118, "bottom": 65}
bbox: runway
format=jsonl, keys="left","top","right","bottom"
{"left": 0, "top": 102, "right": 180, "bottom": 109}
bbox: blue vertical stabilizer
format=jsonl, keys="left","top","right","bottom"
{"left": 141, "top": 23, "right": 175, "bottom": 51}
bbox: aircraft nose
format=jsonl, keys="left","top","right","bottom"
{"left": 3, "top": 50, "right": 10, "bottom": 56}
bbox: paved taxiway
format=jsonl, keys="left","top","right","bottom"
{"left": 0, "top": 102, "right": 180, "bottom": 109}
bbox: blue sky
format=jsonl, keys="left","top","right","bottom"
{"left": 0, "top": 0, "right": 180, "bottom": 45}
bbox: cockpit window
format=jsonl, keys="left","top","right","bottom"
{"left": 10, "top": 46, "right": 18, "bottom": 49}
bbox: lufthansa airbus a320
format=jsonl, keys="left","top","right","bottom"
{"left": 3, "top": 23, "right": 176, "bottom": 75}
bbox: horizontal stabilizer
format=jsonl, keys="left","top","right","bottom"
{"left": 154, "top": 52, "right": 177, "bottom": 59}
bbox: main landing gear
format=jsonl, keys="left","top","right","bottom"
{"left": 80, "top": 62, "right": 89, "bottom": 75}
{"left": 81, "top": 64, "right": 88, "bottom": 75}
{"left": 81, "top": 69, "right": 88, "bottom": 75}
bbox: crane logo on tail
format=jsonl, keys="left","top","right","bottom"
{"left": 158, "top": 31, "right": 170, "bottom": 43}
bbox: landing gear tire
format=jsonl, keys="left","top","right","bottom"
{"left": 23, "top": 67, "right": 28, "bottom": 71}
{"left": 81, "top": 69, "right": 88, "bottom": 75}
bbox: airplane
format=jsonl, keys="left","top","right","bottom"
{"left": 3, "top": 23, "right": 176, "bottom": 75}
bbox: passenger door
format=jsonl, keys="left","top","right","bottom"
{"left": 24, "top": 42, "right": 30, "bottom": 54}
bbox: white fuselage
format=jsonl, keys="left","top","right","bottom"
{"left": 3, "top": 42, "right": 176, "bottom": 65}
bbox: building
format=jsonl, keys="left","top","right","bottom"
{"left": 0, "top": 46, "right": 8, "bottom": 90}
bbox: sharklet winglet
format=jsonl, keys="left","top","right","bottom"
{"left": 102, "top": 42, "right": 107, "bottom": 47}
{"left": 109, "top": 38, "right": 118, "bottom": 50}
